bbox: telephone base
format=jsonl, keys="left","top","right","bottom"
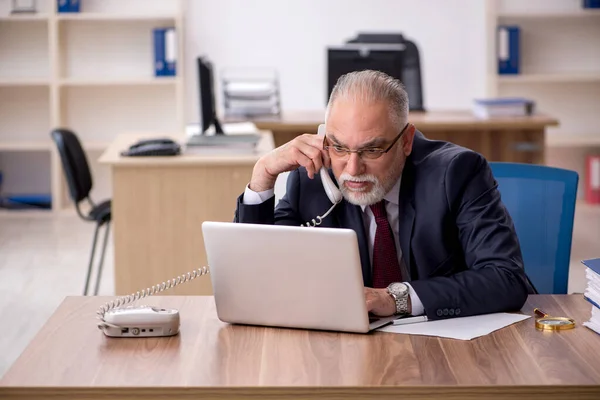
{"left": 98, "top": 305, "right": 180, "bottom": 338}
{"left": 100, "top": 324, "right": 180, "bottom": 338}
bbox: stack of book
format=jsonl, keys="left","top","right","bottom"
{"left": 582, "top": 258, "right": 600, "bottom": 335}
{"left": 472, "top": 97, "right": 535, "bottom": 119}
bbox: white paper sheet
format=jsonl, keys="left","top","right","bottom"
{"left": 377, "top": 312, "right": 531, "bottom": 340}
{"left": 583, "top": 306, "right": 600, "bottom": 336}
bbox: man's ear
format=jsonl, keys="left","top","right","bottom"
{"left": 402, "top": 124, "right": 416, "bottom": 157}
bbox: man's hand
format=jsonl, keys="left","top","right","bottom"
{"left": 364, "top": 287, "right": 412, "bottom": 317}
{"left": 249, "top": 134, "right": 331, "bottom": 192}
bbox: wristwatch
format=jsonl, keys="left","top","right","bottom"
{"left": 386, "top": 282, "right": 409, "bottom": 314}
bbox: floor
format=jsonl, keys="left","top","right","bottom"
{"left": 0, "top": 204, "right": 598, "bottom": 379}
{"left": 0, "top": 210, "right": 114, "bottom": 379}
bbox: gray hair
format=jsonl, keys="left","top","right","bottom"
{"left": 325, "top": 70, "right": 409, "bottom": 131}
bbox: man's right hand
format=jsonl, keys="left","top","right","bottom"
{"left": 249, "top": 133, "right": 331, "bottom": 192}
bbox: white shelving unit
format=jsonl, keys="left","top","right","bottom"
{"left": 0, "top": 0, "right": 185, "bottom": 211}
{"left": 497, "top": 72, "right": 600, "bottom": 83}
{"left": 486, "top": 0, "right": 600, "bottom": 199}
{"left": 497, "top": 9, "right": 600, "bottom": 19}
{"left": 487, "top": 0, "right": 600, "bottom": 146}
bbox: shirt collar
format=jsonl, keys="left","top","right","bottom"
{"left": 360, "top": 176, "right": 402, "bottom": 212}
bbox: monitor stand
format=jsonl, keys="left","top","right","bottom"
{"left": 212, "top": 115, "right": 225, "bottom": 135}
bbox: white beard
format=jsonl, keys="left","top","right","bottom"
{"left": 338, "top": 173, "right": 388, "bottom": 206}
{"left": 337, "top": 160, "right": 403, "bottom": 206}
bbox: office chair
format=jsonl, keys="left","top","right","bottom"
{"left": 489, "top": 162, "right": 579, "bottom": 294}
{"left": 51, "top": 129, "right": 112, "bottom": 296}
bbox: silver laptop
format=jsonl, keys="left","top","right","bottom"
{"left": 201, "top": 221, "right": 396, "bottom": 333}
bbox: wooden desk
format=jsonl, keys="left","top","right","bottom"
{"left": 98, "top": 132, "right": 274, "bottom": 296}
{"left": 239, "top": 110, "right": 559, "bottom": 165}
{"left": 2, "top": 295, "right": 599, "bottom": 399}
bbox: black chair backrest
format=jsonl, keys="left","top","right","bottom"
{"left": 51, "top": 129, "right": 93, "bottom": 204}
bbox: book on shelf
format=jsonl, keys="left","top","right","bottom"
{"left": 497, "top": 25, "right": 520, "bottom": 75}
{"left": 57, "top": 0, "right": 81, "bottom": 13}
{"left": 153, "top": 28, "right": 177, "bottom": 77}
{"left": 582, "top": 258, "right": 600, "bottom": 335}
{"left": 583, "top": 0, "right": 600, "bottom": 9}
{"left": 472, "top": 97, "right": 535, "bottom": 119}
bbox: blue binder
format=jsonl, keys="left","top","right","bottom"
{"left": 57, "top": 0, "right": 69, "bottom": 12}
{"left": 57, "top": 0, "right": 80, "bottom": 13}
{"left": 153, "top": 28, "right": 167, "bottom": 77}
{"left": 153, "top": 28, "right": 177, "bottom": 77}
{"left": 497, "top": 25, "right": 520, "bottom": 75}
{"left": 164, "top": 28, "right": 177, "bottom": 77}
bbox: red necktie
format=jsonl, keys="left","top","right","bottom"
{"left": 370, "top": 200, "right": 404, "bottom": 288}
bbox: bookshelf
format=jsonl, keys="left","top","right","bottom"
{"left": 0, "top": 0, "right": 185, "bottom": 211}
{"left": 0, "top": 15, "right": 50, "bottom": 21}
{"left": 497, "top": 9, "right": 600, "bottom": 19}
{"left": 497, "top": 72, "right": 600, "bottom": 83}
{"left": 59, "top": 77, "right": 180, "bottom": 86}
{"left": 56, "top": 13, "right": 177, "bottom": 22}
{"left": 487, "top": 0, "right": 600, "bottom": 146}
{"left": 486, "top": 0, "right": 600, "bottom": 200}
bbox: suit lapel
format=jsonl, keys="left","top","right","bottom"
{"left": 398, "top": 160, "right": 416, "bottom": 278}
{"left": 336, "top": 201, "right": 372, "bottom": 286}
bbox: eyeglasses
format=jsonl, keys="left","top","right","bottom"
{"left": 324, "top": 123, "right": 409, "bottom": 160}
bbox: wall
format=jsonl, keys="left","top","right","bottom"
{"left": 183, "top": 0, "right": 490, "bottom": 124}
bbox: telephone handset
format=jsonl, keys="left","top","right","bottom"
{"left": 300, "top": 124, "right": 343, "bottom": 227}
{"left": 96, "top": 125, "right": 343, "bottom": 337}
{"left": 121, "top": 138, "right": 181, "bottom": 157}
{"left": 317, "top": 124, "right": 343, "bottom": 204}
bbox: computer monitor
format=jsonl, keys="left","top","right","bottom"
{"left": 197, "top": 56, "right": 224, "bottom": 135}
{"left": 327, "top": 33, "right": 425, "bottom": 111}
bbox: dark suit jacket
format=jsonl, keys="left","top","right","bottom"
{"left": 234, "top": 131, "right": 536, "bottom": 320}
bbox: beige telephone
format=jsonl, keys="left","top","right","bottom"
{"left": 97, "top": 267, "right": 210, "bottom": 338}
{"left": 97, "top": 125, "right": 343, "bottom": 338}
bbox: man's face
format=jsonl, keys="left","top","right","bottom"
{"left": 325, "top": 99, "right": 414, "bottom": 206}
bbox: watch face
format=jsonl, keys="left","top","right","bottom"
{"left": 389, "top": 282, "right": 408, "bottom": 295}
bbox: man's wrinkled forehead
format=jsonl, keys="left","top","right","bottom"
{"left": 325, "top": 100, "right": 398, "bottom": 147}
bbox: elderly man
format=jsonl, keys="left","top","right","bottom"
{"left": 234, "top": 70, "right": 535, "bottom": 321}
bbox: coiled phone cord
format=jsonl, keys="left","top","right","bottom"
{"left": 97, "top": 201, "right": 337, "bottom": 322}
{"left": 300, "top": 202, "right": 339, "bottom": 227}
{"left": 96, "top": 266, "right": 210, "bottom": 323}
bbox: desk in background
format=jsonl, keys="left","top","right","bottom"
{"left": 98, "top": 132, "right": 274, "bottom": 296}
{"left": 1, "top": 294, "right": 599, "bottom": 399}
{"left": 237, "top": 110, "right": 559, "bottom": 165}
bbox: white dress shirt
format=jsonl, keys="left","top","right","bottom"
{"left": 243, "top": 179, "right": 425, "bottom": 316}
